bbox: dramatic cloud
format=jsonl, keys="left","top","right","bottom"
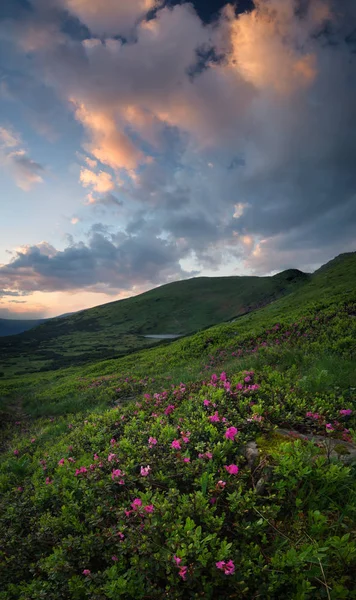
{"left": 0, "top": 0, "right": 355, "bottom": 314}
{"left": 0, "top": 126, "right": 45, "bottom": 190}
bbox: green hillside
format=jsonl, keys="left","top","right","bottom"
{"left": 0, "top": 252, "right": 355, "bottom": 599}
{"left": 0, "top": 268, "right": 309, "bottom": 375}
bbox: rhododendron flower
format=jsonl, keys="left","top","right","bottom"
{"left": 148, "top": 437, "right": 157, "bottom": 447}
{"left": 225, "top": 426, "right": 238, "bottom": 440}
{"left": 111, "top": 469, "right": 123, "bottom": 480}
{"left": 68, "top": 457, "right": 75, "bottom": 463}
{"left": 217, "top": 480, "right": 226, "bottom": 488}
{"left": 112, "top": 555, "right": 118, "bottom": 561}
{"left": 107, "top": 453, "right": 116, "bottom": 462}
{"left": 340, "top": 409, "right": 352, "bottom": 416}
{"left": 173, "top": 555, "right": 181, "bottom": 565}
{"left": 93, "top": 453, "right": 99, "bottom": 461}
{"left": 131, "top": 498, "right": 142, "bottom": 509}
{"left": 140, "top": 465, "right": 151, "bottom": 476}
{"left": 209, "top": 412, "right": 220, "bottom": 423}
{"left": 211, "top": 374, "right": 218, "bottom": 383}
{"left": 203, "top": 399, "right": 211, "bottom": 406}
{"left": 144, "top": 504, "right": 154, "bottom": 513}
{"left": 220, "top": 372, "right": 227, "bottom": 381}
{"left": 244, "top": 376, "right": 251, "bottom": 383}
{"left": 110, "top": 438, "right": 116, "bottom": 446}
{"left": 13, "top": 449, "right": 19, "bottom": 456}
{"left": 31, "top": 438, "right": 36, "bottom": 443}
{"left": 171, "top": 439, "right": 181, "bottom": 450}
{"left": 326, "top": 423, "right": 334, "bottom": 431}
{"left": 224, "top": 464, "right": 239, "bottom": 475}
{"left": 210, "top": 497, "right": 217, "bottom": 504}
{"left": 45, "top": 477, "right": 53, "bottom": 485}
{"left": 82, "top": 569, "right": 91, "bottom": 576}
{"left": 17, "top": 486, "right": 23, "bottom": 492}
{"left": 183, "top": 457, "right": 190, "bottom": 463}
{"left": 58, "top": 458, "right": 65, "bottom": 466}
{"left": 164, "top": 404, "right": 175, "bottom": 415}
{"left": 117, "top": 531, "right": 125, "bottom": 539}
{"left": 182, "top": 436, "right": 190, "bottom": 443}
{"left": 216, "top": 560, "right": 235, "bottom": 575}
{"left": 179, "top": 566, "right": 188, "bottom": 580}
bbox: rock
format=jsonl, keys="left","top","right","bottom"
{"left": 245, "top": 441, "right": 259, "bottom": 469}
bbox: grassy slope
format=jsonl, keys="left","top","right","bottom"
{"left": 0, "top": 269, "right": 309, "bottom": 376}
{"left": 0, "top": 253, "right": 355, "bottom": 598}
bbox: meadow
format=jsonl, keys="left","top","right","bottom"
{"left": 0, "top": 252, "right": 355, "bottom": 599}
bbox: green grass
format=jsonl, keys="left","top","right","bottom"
{"left": 0, "top": 252, "right": 355, "bottom": 599}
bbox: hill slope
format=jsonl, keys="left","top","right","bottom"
{"left": 0, "top": 318, "right": 45, "bottom": 337}
{"left": 0, "top": 253, "right": 355, "bottom": 599}
{"left": 0, "top": 268, "right": 309, "bottom": 375}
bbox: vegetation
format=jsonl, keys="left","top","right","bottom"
{"left": 0, "top": 252, "right": 355, "bottom": 599}
{"left": 0, "top": 317, "right": 45, "bottom": 338}
{"left": 0, "top": 268, "right": 309, "bottom": 375}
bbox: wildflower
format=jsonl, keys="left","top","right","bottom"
{"left": 220, "top": 372, "right": 227, "bottom": 381}
{"left": 144, "top": 504, "right": 154, "bottom": 513}
{"left": 140, "top": 465, "right": 151, "bottom": 476}
{"left": 326, "top": 423, "right": 334, "bottom": 432}
{"left": 117, "top": 531, "right": 125, "bottom": 539}
{"left": 93, "top": 453, "right": 99, "bottom": 461}
{"left": 183, "top": 457, "right": 190, "bottom": 463}
{"left": 110, "top": 438, "right": 116, "bottom": 446}
{"left": 203, "top": 399, "right": 211, "bottom": 406}
{"left": 171, "top": 439, "right": 181, "bottom": 450}
{"left": 225, "top": 426, "right": 238, "bottom": 440}
{"left": 173, "top": 555, "right": 181, "bottom": 565}
{"left": 45, "top": 477, "right": 53, "bottom": 485}
{"left": 131, "top": 498, "right": 142, "bottom": 509}
{"left": 107, "top": 453, "right": 116, "bottom": 462}
{"left": 216, "top": 561, "right": 225, "bottom": 570}
{"left": 164, "top": 404, "right": 175, "bottom": 415}
{"left": 58, "top": 458, "right": 65, "bottom": 466}
{"left": 179, "top": 566, "right": 188, "bottom": 580}
{"left": 244, "top": 375, "right": 251, "bottom": 383}
{"left": 31, "top": 438, "right": 36, "bottom": 443}
{"left": 112, "top": 555, "right": 118, "bottom": 562}
{"left": 148, "top": 437, "right": 157, "bottom": 447}
{"left": 216, "top": 560, "right": 235, "bottom": 575}
{"left": 340, "top": 409, "right": 352, "bottom": 416}
{"left": 224, "top": 464, "right": 239, "bottom": 475}
{"left": 182, "top": 436, "right": 190, "bottom": 443}
{"left": 13, "top": 449, "right": 19, "bottom": 456}
{"left": 217, "top": 480, "right": 226, "bottom": 488}
{"left": 68, "top": 457, "right": 75, "bottom": 463}
{"left": 211, "top": 374, "right": 218, "bottom": 383}
{"left": 82, "top": 569, "right": 91, "bottom": 576}
{"left": 209, "top": 412, "right": 220, "bottom": 423}
{"left": 111, "top": 468, "right": 123, "bottom": 480}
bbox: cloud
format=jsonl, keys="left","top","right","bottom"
{"left": 0, "top": 229, "right": 192, "bottom": 296}
{"left": 79, "top": 167, "right": 114, "bottom": 193}
{"left": 59, "top": 0, "right": 162, "bottom": 37}
{"left": 1, "top": 0, "right": 356, "bottom": 290}
{"left": 0, "top": 125, "right": 45, "bottom": 190}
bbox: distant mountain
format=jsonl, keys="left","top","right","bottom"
{"left": 0, "top": 268, "right": 310, "bottom": 374}
{"left": 0, "top": 318, "right": 46, "bottom": 337}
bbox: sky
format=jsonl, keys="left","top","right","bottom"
{"left": 0, "top": 0, "right": 355, "bottom": 319}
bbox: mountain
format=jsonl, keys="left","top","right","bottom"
{"left": 0, "top": 268, "right": 309, "bottom": 375}
{"left": 0, "top": 318, "right": 45, "bottom": 337}
{"left": 0, "top": 253, "right": 355, "bottom": 599}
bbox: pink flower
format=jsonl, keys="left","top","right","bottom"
{"left": 68, "top": 457, "right": 75, "bottom": 463}
{"left": 244, "top": 376, "right": 251, "bottom": 383}
{"left": 117, "top": 531, "right": 125, "bottom": 539}
{"left": 111, "top": 468, "right": 123, "bottom": 480}
{"left": 224, "top": 560, "right": 235, "bottom": 575}
{"left": 164, "top": 404, "right": 175, "bottom": 415}
{"left": 45, "top": 477, "right": 53, "bottom": 485}
{"left": 68, "top": 424, "right": 73, "bottom": 429}
{"left": 224, "top": 464, "right": 239, "bottom": 475}
{"left": 210, "top": 497, "right": 217, "bottom": 504}
{"left": 209, "top": 412, "right": 220, "bottom": 423}
{"left": 144, "top": 504, "right": 154, "bottom": 513}
{"left": 13, "top": 449, "right": 19, "bottom": 456}
{"left": 131, "top": 498, "right": 142, "bottom": 509}
{"left": 205, "top": 451, "right": 213, "bottom": 460}
{"left": 220, "top": 372, "right": 227, "bottom": 381}
{"left": 112, "top": 555, "right": 118, "bottom": 562}
{"left": 148, "top": 437, "right": 157, "bottom": 447}
{"left": 179, "top": 566, "right": 188, "bottom": 580}
{"left": 31, "top": 438, "right": 36, "bottom": 443}
{"left": 171, "top": 439, "right": 181, "bottom": 450}
{"left": 217, "top": 480, "right": 226, "bottom": 488}
{"left": 140, "top": 465, "right": 151, "bottom": 477}
{"left": 173, "top": 555, "right": 182, "bottom": 565}
{"left": 183, "top": 457, "right": 190, "bottom": 463}
{"left": 82, "top": 569, "right": 91, "bottom": 576}
{"left": 216, "top": 561, "right": 225, "bottom": 570}
{"left": 340, "top": 409, "right": 352, "bottom": 416}
{"left": 58, "top": 458, "right": 65, "bottom": 466}
{"left": 203, "top": 400, "right": 211, "bottom": 406}
{"left": 326, "top": 423, "right": 334, "bottom": 431}
{"left": 17, "top": 486, "right": 23, "bottom": 492}
{"left": 182, "top": 436, "right": 190, "bottom": 444}
{"left": 110, "top": 438, "right": 116, "bottom": 446}
{"left": 211, "top": 374, "right": 218, "bottom": 383}
{"left": 93, "top": 453, "right": 99, "bottom": 461}
{"left": 107, "top": 453, "right": 116, "bottom": 462}
{"left": 225, "top": 426, "right": 238, "bottom": 440}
